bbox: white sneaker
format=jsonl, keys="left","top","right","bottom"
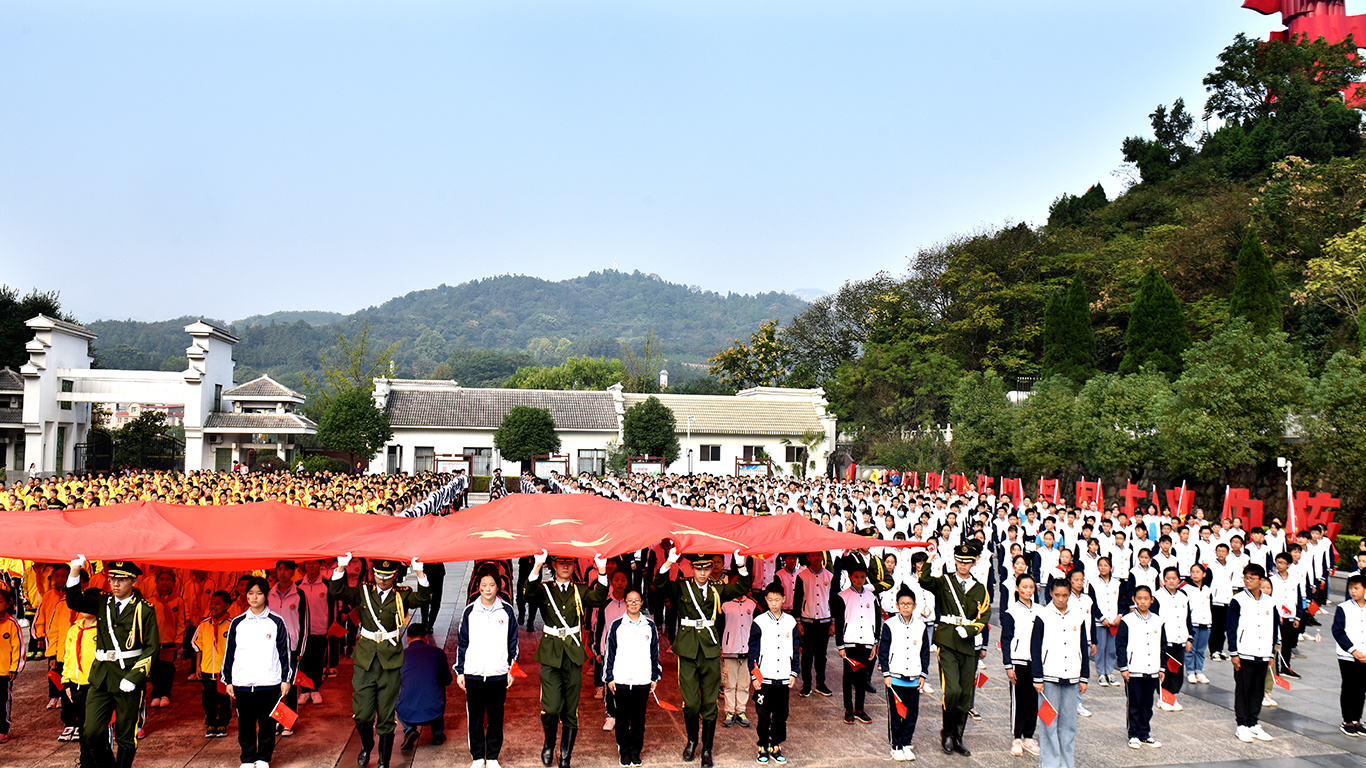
{"left": 1172, "top": 700, "right": 1184, "bottom": 711}
{"left": 1011, "top": 738, "right": 1023, "bottom": 756}
{"left": 1236, "top": 726, "right": 1254, "bottom": 743}
{"left": 1249, "top": 725, "right": 1273, "bottom": 741}
{"left": 603, "top": 716, "right": 615, "bottom": 731}
{"left": 904, "top": 746, "right": 915, "bottom": 761}
{"left": 1197, "top": 673, "right": 1211, "bottom": 684}
{"left": 891, "top": 748, "right": 904, "bottom": 761}
{"left": 239, "top": 763, "right": 253, "bottom": 768}
{"left": 469, "top": 761, "right": 485, "bottom": 768}
{"left": 487, "top": 761, "right": 502, "bottom": 768}
{"left": 1078, "top": 704, "right": 1092, "bottom": 717}
{"left": 1160, "top": 701, "right": 1177, "bottom": 712}
{"left": 1188, "top": 673, "right": 1198, "bottom": 684}
{"left": 311, "top": 691, "right": 323, "bottom": 704}
{"left": 254, "top": 762, "right": 269, "bottom": 768}
{"left": 1263, "top": 695, "right": 1278, "bottom": 707}
{"left": 1097, "top": 677, "right": 1109, "bottom": 687}
{"left": 1128, "top": 737, "right": 1141, "bottom": 749}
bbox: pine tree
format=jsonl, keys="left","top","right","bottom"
{"left": 1041, "top": 272, "right": 1097, "bottom": 385}
{"left": 1229, "top": 227, "right": 1283, "bottom": 334}
{"left": 1119, "top": 267, "right": 1189, "bottom": 377}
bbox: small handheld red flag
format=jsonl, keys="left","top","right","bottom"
{"left": 510, "top": 660, "right": 528, "bottom": 679}
{"left": 47, "top": 669, "right": 63, "bottom": 688}
{"left": 1307, "top": 601, "right": 1321, "bottom": 616}
{"left": 892, "top": 689, "right": 908, "bottom": 718}
{"left": 347, "top": 608, "right": 361, "bottom": 625}
{"left": 975, "top": 671, "right": 989, "bottom": 689}
{"left": 1038, "top": 696, "right": 1057, "bottom": 726}
{"left": 1273, "top": 672, "right": 1291, "bottom": 691}
{"left": 1166, "top": 655, "right": 1182, "bottom": 674}
{"left": 753, "top": 667, "right": 765, "bottom": 685}
{"left": 653, "top": 692, "right": 681, "bottom": 711}
{"left": 1160, "top": 688, "right": 1176, "bottom": 707}
{"left": 846, "top": 658, "right": 866, "bottom": 672}
{"left": 1108, "top": 624, "right": 1119, "bottom": 637}
{"left": 327, "top": 622, "right": 348, "bottom": 638}
{"left": 295, "top": 671, "right": 315, "bottom": 690}
{"left": 216, "top": 677, "right": 228, "bottom": 696}
{"left": 270, "top": 698, "right": 298, "bottom": 730}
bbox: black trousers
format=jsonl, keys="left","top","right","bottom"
{"left": 0, "top": 675, "right": 10, "bottom": 735}
{"left": 1210, "top": 605, "right": 1229, "bottom": 654}
{"left": 1233, "top": 658, "right": 1268, "bottom": 727}
{"left": 201, "top": 677, "right": 232, "bottom": 728}
{"left": 1342, "top": 659, "right": 1366, "bottom": 723}
{"left": 150, "top": 645, "right": 178, "bottom": 699}
{"left": 614, "top": 684, "right": 650, "bottom": 763}
{"left": 423, "top": 563, "right": 446, "bottom": 628}
{"left": 234, "top": 685, "right": 280, "bottom": 764}
{"left": 887, "top": 684, "right": 920, "bottom": 748}
{"left": 300, "top": 636, "right": 327, "bottom": 691}
{"left": 1280, "top": 619, "right": 1300, "bottom": 667}
{"left": 60, "top": 677, "right": 82, "bottom": 728}
{"left": 1161, "top": 644, "right": 1184, "bottom": 695}
{"left": 842, "top": 645, "right": 872, "bottom": 712}
{"left": 1011, "top": 664, "right": 1037, "bottom": 739}
{"left": 755, "top": 682, "right": 790, "bottom": 748}
{"left": 466, "top": 674, "right": 507, "bottom": 761}
{"left": 800, "top": 621, "right": 830, "bottom": 686}
{"left": 48, "top": 660, "right": 64, "bottom": 698}
{"left": 1126, "top": 675, "right": 1158, "bottom": 739}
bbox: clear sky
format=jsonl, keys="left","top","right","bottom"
{"left": 0, "top": 0, "right": 1294, "bottom": 323}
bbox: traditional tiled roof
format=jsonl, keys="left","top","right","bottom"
{"left": 224, "top": 376, "right": 304, "bottom": 400}
{"left": 203, "top": 412, "right": 317, "bottom": 431}
{"left": 0, "top": 409, "right": 20, "bottom": 425}
{"left": 386, "top": 386, "right": 618, "bottom": 431}
{"left": 621, "top": 392, "right": 824, "bottom": 436}
{"left": 0, "top": 367, "right": 21, "bottom": 393}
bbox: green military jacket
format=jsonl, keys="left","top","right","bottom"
{"left": 918, "top": 563, "right": 991, "bottom": 655}
{"left": 328, "top": 578, "right": 431, "bottom": 671}
{"left": 523, "top": 575, "right": 609, "bottom": 667}
{"left": 67, "top": 585, "right": 160, "bottom": 692}
{"left": 654, "top": 571, "right": 752, "bottom": 661}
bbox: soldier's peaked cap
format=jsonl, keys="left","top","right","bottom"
{"left": 686, "top": 553, "right": 718, "bottom": 565}
{"left": 372, "top": 560, "right": 401, "bottom": 576}
{"left": 953, "top": 544, "right": 981, "bottom": 562}
{"left": 106, "top": 561, "right": 142, "bottom": 578}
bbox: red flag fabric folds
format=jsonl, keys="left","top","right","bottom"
{"left": 0, "top": 495, "right": 926, "bottom": 569}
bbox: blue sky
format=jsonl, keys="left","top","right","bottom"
{"left": 0, "top": 0, "right": 1293, "bottom": 322}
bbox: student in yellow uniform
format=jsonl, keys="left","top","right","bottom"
{"left": 192, "top": 591, "right": 234, "bottom": 739}
{"left": 0, "top": 589, "right": 23, "bottom": 744}
{"left": 60, "top": 589, "right": 101, "bottom": 750}
{"left": 148, "top": 570, "right": 186, "bottom": 709}
{"left": 38, "top": 564, "right": 75, "bottom": 711}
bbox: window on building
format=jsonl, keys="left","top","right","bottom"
{"left": 784, "top": 446, "right": 807, "bottom": 464}
{"left": 467, "top": 447, "right": 493, "bottom": 476}
{"left": 414, "top": 446, "right": 435, "bottom": 474}
{"left": 578, "top": 449, "right": 606, "bottom": 476}
{"left": 60, "top": 380, "right": 73, "bottom": 410}
{"left": 214, "top": 384, "right": 223, "bottom": 413}
{"left": 699, "top": 444, "right": 721, "bottom": 462}
{"left": 742, "top": 445, "right": 765, "bottom": 461}
{"left": 13, "top": 441, "right": 24, "bottom": 471}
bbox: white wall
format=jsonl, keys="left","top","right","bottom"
{"left": 21, "top": 318, "right": 93, "bottom": 474}
{"left": 373, "top": 427, "right": 618, "bottom": 475}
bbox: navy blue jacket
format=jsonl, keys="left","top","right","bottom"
{"left": 397, "top": 639, "right": 452, "bottom": 725}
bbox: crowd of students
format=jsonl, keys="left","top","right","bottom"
{"left": 1, "top": 468, "right": 1365, "bottom": 768}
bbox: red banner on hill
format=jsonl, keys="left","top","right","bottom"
{"left": 1075, "top": 480, "right": 1103, "bottom": 509}
{"left": 1119, "top": 482, "right": 1147, "bottom": 518}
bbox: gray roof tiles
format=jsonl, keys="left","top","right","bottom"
{"left": 386, "top": 387, "right": 618, "bottom": 430}
{"left": 621, "top": 393, "right": 823, "bottom": 436}
{"left": 225, "top": 376, "right": 303, "bottom": 400}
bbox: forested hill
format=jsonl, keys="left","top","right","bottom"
{"left": 85, "top": 270, "right": 808, "bottom": 386}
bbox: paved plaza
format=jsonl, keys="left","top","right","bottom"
{"left": 3, "top": 520, "right": 1362, "bottom": 768}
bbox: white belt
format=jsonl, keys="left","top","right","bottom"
{"left": 939, "top": 615, "right": 972, "bottom": 627}
{"left": 95, "top": 649, "right": 143, "bottom": 662}
{"left": 359, "top": 627, "right": 404, "bottom": 644}
{"left": 681, "top": 618, "right": 715, "bottom": 629}
{"left": 545, "top": 625, "right": 581, "bottom": 639}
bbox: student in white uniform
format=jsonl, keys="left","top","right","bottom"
{"left": 1116, "top": 584, "right": 1165, "bottom": 749}
{"left": 1226, "top": 564, "right": 1279, "bottom": 744}
{"left": 1333, "top": 574, "right": 1366, "bottom": 736}
{"left": 748, "top": 581, "right": 800, "bottom": 765}
{"left": 1183, "top": 564, "right": 1214, "bottom": 685}
{"left": 1153, "top": 567, "right": 1193, "bottom": 711}
{"left": 879, "top": 585, "right": 931, "bottom": 763}
{"left": 999, "top": 574, "right": 1040, "bottom": 757}
{"left": 1030, "top": 578, "right": 1090, "bottom": 768}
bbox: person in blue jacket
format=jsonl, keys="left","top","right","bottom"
{"left": 397, "top": 623, "right": 452, "bottom": 753}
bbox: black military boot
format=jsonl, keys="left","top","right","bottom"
{"left": 114, "top": 746, "right": 136, "bottom": 768}
{"left": 541, "top": 714, "right": 559, "bottom": 766}
{"left": 682, "top": 713, "right": 700, "bottom": 761}
{"left": 952, "top": 710, "right": 972, "bottom": 756}
{"left": 376, "top": 733, "right": 395, "bottom": 768}
{"left": 941, "top": 709, "right": 954, "bottom": 754}
{"left": 700, "top": 719, "right": 717, "bottom": 768}
{"left": 357, "top": 723, "right": 375, "bottom": 767}
{"left": 558, "top": 725, "right": 578, "bottom": 768}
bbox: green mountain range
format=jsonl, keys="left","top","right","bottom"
{"left": 87, "top": 270, "right": 809, "bottom": 389}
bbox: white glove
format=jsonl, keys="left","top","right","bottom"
{"left": 594, "top": 554, "right": 609, "bottom": 573}
{"left": 410, "top": 556, "right": 424, "bottom": 573}
{"left": 336, "top": 552, "right": 353, "bottom": 568}
{"left": 660, "top": 547, "right": 679, "bottom": 574}
{"left": 69, "top": 554, "right": 87, "bottom": 572}
{"left": 119, "top": 678, "right": 135, "bottom": 693}
{"left": 733, "top": 548, "right": 749, "bottom": 575}
{"left": 533, "top": 548, "right": 548, "bottom": 569}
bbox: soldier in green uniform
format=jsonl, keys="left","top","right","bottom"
{"left": 653, "top": 548, "right": 752, "bottom": 768}
{"left": 65, "top": 556, "right": 159, "bottom": 768}
{"left": 918, "top": 542, "right": 991, "bottom": 757}
{"left": 328, "top": 554, "right": 431, "bottom": 768}
{"left": 523, "top": 549, "right": 610, "bottom": 768}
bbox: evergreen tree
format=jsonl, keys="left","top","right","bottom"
{"left": 1230, "top": 227, "right": 1283, "bottom": 334}
{"left": 1041, "top": 272, "right": 1096, "bottom": 385}
{"left": 622, "top": 396, "right": 681, "bottom": 465}
{"left": 493, "top": 405, "right": 561, "bottom": 474}
{"left": 1119, "top": 267, "right": 1189, "bottom": 377}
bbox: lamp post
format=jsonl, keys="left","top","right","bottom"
{"left": 686, "top": 415, "right": 696, "bottom": 475}
{"left": 1277, "top": 456, "right": 1296, "bottom": 534}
